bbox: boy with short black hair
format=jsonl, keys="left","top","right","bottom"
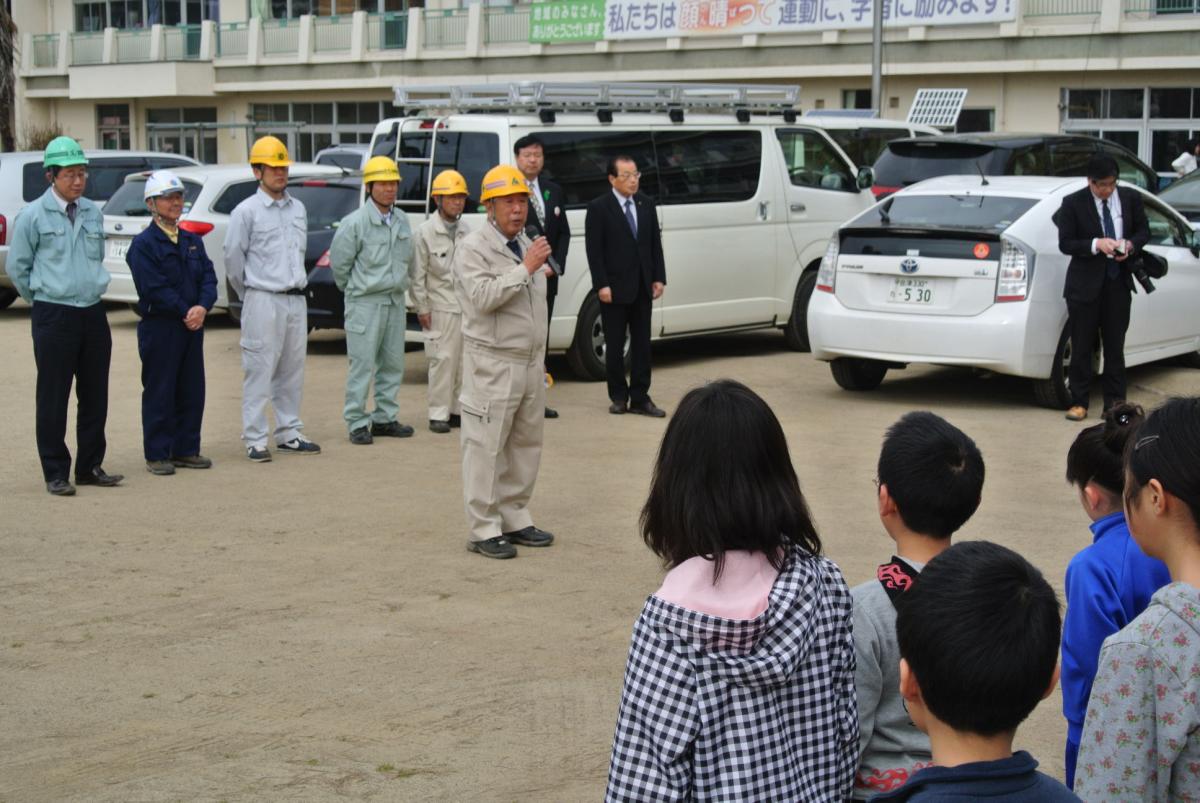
{"left": 852, "top": 411, "right": 984, "bottom": 799}
{"left": 873, "top": 540, "right": 1079, "bottom": 801}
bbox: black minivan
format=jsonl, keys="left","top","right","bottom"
{"left": 867, "top": 134, "right": 1162, "bottom": 200}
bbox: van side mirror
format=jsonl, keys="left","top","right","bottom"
{"left": 856, "top": 166, "right": 874, "bottom": 190}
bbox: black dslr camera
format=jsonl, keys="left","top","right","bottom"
{"left": 1131, "top": 262, "right": 1156, "bottom": 294}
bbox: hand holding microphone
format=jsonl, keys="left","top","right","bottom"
{"left": 525, "top": 225, "right": 562, "bottom": 276}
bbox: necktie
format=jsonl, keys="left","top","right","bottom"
{"left": 624, "top": 199, "right": 638, "bottom": 238}
{"left": 66, "top": 202, "right": 77, "bottom": 225}
{"left": 506, "top": 240, "right": 522, "bottom": 260}
{"left": 530, "top": 183, "right": 545, "bottom": 226}
{"left": 1101, "top": 199, "right": 1119, "bottom": 279}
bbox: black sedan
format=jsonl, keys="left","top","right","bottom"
{"left": 1160, "top": 170, "right": 1200, "bottom": 226}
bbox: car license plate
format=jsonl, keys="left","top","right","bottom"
{"left": 108, "top": 238, "right": 131, "bottom": 260}
{"left": 888, "top": 277, "right": 934, "bottom": 305}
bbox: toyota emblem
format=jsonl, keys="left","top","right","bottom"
{"left": 900, "top": 258, "right": 919, "bottom": 274}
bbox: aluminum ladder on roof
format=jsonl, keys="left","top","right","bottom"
{"left": 392, "top": 81, "right": 801, "bottom": 117}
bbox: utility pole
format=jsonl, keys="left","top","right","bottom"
{"left": 871, "top": 0, "right": 883, "bottom": 115}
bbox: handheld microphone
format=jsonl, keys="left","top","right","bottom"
{"left": 525, "top": 225, "right": 562, "bottom": 276}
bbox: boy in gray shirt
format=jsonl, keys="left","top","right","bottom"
{"left": 852, "top": 412, "right": 985, "bottom": 799}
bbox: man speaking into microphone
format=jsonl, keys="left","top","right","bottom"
{"left": 452, "top": 164, "right": 556, "bottom": 560}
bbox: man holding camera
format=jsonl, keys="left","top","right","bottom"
{"left": 1056, "top": 153, "right": 1150, "bottom": 422}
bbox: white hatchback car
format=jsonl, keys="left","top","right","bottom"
{"left": 807, "top": 175, "right": 1200, "bottom": 407}
{"left": 101, "top": 163, "right": 344, "bottom": 313}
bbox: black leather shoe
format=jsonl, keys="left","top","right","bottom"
{"left": 372, "top": 421, "right": 414, "bottom": 438}
{"left": 46, "top": 478, "right": 76, "bottom": 496}
{"left": 448, "top": 414, "right": 462, "bottom": 429}
{"left": 503, "top": 525, "right": 555, "bottom": 547}
{"left": 629, "top": 399, "right": 667, "bottom": 418}
{"left": 350, "top": 426, "right": 374, "bottom": 445}
{"left": 544, "top": 406, "right": 559, "bottom": 419}
{"left": 609, "top": 401, "right": 627, "bottom": 415}
{"left": 467, "top": 536, "right": 517, "bottom": 559}
{"left": 429, "top": 419, "right": 451, "bottom": 434}
{"left": 75, "top": 467, "right": 124, "bottom": 487}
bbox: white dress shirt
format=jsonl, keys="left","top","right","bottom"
{"left": 1090, "top": 189, "right": 1124, "bottom": 256}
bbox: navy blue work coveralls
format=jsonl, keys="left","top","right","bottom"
{"left": 125, "top": 224, "right": 217, "bottom": 461}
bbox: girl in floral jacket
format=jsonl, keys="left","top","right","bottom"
{"left": 1076, "top": 396, "right": 1200, "bottom": 801}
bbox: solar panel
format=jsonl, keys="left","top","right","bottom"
{"left": 907, "top": 88, "right": 968, "bottom": 128}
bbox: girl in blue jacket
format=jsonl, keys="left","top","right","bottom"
{"left": 1060, "top": 402, "right": 1169, "bottom": 788}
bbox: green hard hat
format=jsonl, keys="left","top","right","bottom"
{"left": 43, "top": 136, "right": 88, "bottom": 169}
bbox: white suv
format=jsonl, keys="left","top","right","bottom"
{"left": 0, "top": 150, "right": 199, "bottom": 309}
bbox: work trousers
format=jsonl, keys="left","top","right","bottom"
{"left": 459, "top": 347, "right": 545, "bottom": 542}
{"left": 1067, "top": 275, "right": 1132, "bottom": 410}
{"left": 343, "top": 299, "right": 407, "bottom": 432}
{"left": 138, "top": 316, "right": 205, "bottom": 461}
{"left": 600, "top": 286, "right": 653, "bottom": 406}
{"left": 424, "top": 310, "right": 463, "bottom": 422}
{"left": 31, "top": 301, "right": 112, "bottom": 482}
{"left": 240, "top": 289, "right": 307, "bottom": 449}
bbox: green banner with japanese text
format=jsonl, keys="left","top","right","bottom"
{"left": 530, "top": 0, "right": 607, "bottom": 43}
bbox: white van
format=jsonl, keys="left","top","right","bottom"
{"left": 369, "top": 82, "right": 910, "bottom": 378}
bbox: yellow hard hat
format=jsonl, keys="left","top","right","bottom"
{"left": 362, "top": 156, "right": 401, "bottom": 184}
{"left": 480, "top": 164, "right": 531, "bottom": 202}
{"left": 249, "top": 135, "right": 292, "bottom": 167}
{"left": 431, "top": 169, "right": 468, "bottom": 197}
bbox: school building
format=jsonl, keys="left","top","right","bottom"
{"left": 9, "top": 0, "right": 1200, "bottom": 174}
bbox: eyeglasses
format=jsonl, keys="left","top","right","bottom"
{"left": 59, "top": 171, "right": 89, "bottom": 182}
{"left": 617, "top": 172, "right": 641, "bottom": 180}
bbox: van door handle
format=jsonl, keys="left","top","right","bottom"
{"left": 790, "top": 203, "right": 806, "bottom": 213}
{"left": 757, "top": 201, "right": 769, "bottom": 221}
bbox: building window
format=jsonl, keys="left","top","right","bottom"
{"left": 1064, "top": 87, "right": 1200, "bottom": 174}
{"left": 955, "top": 108, "right": 995, "bottom": 133}
{"left": 73, "top": 0, "right": 219, "bottom": 30}
{"left": 147, "top": 107, "right": 218, "bottom": 162}
{"left": 253, "top": 0, "right": 400, "bottom": 16}
{"left": 250, "top": 101, "right": 394, "bottom": 162}
{"left": 842, "top": 89, "right": 871, "bottom": 110}
{"left": 97, "top": 104, "right": 131, "bottom": 149}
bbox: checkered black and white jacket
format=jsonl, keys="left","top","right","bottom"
{"left": 606, "top": 544, "right": 858, "bottom": 802}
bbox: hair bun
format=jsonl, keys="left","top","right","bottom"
{"left": 1101, "top": 402, "right": 1145, "bottom": 451}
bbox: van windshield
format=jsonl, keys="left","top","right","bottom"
{"left": 849, "top": 194, "right": 1039, "bottom": 232}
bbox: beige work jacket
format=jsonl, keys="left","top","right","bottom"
{"left": 453, "top": 222, "right": 547, "bottom": 364}
{"left": 412, "top": 214, "right": 469, "bottom": 315}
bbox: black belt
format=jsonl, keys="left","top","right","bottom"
{"left": 249, "top": 286, "right": 305, "bottom": 295}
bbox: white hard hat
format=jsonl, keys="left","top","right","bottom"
{"left": 144, "top": 170, "right": 185, "bottom": 201}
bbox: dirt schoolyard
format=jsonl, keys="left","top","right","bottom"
{"left": 1, "top": 301, "right": 1196, "bottom": 801}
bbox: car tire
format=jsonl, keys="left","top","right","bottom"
{"left": 830, "top": 358, "right": 888, "bottom": 391}
{"left": 1032, "top": 326, "right": 1074, "bottom": 409}
{"left": 783, "top": 270, "right": 817, "bottom": 352}
{"left": 0, "top": 288, "right": 18, "bottom": 310}
{"left": 566, "top": 293, "right": 630, "bottom": 382}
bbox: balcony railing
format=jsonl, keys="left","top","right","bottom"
{"left": 1023, "top": 0, "right": 1101, "bottom": 15}
{"left": 367, "top": 12, "right": 408, "bottom": 51}
{"left": 164, "top": 24, "right": 202, "bottom": 60}
{"left": 423, "top": 9, "right": 470, "bottom": 48}
{"left": 32, "top": 34, "right": 59, "bottom": 68}
{"left": 262, "top": 18, "right": 300, "bottom": 56}
{"left": 314, "top": 15, "right": 353, "bottom": 52}
{"left": 70, "top": 32, "right": 104, "bottom": 65}
{"left": 484, "top": 6, "right": 531, "bottom": 43}
{"left": 217, "top": 22, "right": 249, "bottom": 57}
{"left": 115, "top": 29, "right": 152, "bottom": 62}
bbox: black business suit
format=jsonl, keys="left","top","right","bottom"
{"left": 1056, "top": 185, "right": 1150, "bottom": 409}
{"left": 585, "top": 190, "right": 666, "bottom": 406}
{"left": 526, "top": 176, "right": 570, "bottom": 317}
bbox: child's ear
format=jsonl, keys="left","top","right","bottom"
{"left": 878, "top": 483, "right": 896, "bottom": 518}
{"left": 1082, "top": 483, "right": 1103, "bottom": 512}
{"left": 1042, "top": 663, "right": 1061, "bottom": 701}
{"left": 899, "top": 658, "right": 920, "bottom": 703}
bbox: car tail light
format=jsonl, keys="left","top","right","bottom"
{"left": 816, "top": 236, "right": 839, "bottom": 293}
{"left": 314, "top": 249, "right": 331, "bottom": 270}
{"left": 0, "top": 213, "right": 6, "bottom": 246}
{"left": 178, "top": 220, "right": 214, "bottom": 236}
{"left": 871, "top": 185, "right": 900, "bottom": 199}
{"left": 996, "top": 237, "right": 1035, "bottom": 302}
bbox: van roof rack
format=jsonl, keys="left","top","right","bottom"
{"left": 392, "top": 82, "right": 801, "bottom": 118}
